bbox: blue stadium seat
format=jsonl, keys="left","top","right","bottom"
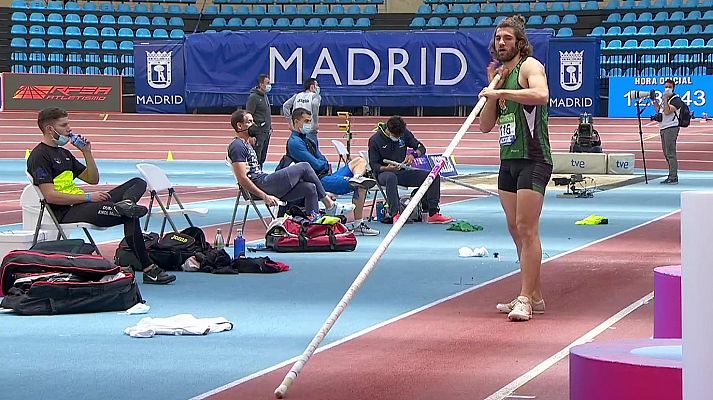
{"left": 638, "top": 25, "right": 654, "bottom": 35}
{"left": 11, "top": 11, "right": 27, "bottom": 21}
{"left": 185, "top": 5, "right": 199, "bottom": 14}
{"left": 637, "top": 12, "right": 652, "bottom": 22}
{"left": 705, "top": 24, "right": 713, "bottom": 33}
{"left": 267, "top": 5, "right": 281, "bottom": 15}
{"left": 119, "top": 40, "right": 133, "bottom": 50}
{"left": 170, "top": 29, "right": 185, "bottom": 39}
{"left": 477, "top": 16, "right": 492, "bottom": 26}
{"left": 29, "top": 25, "right": 45, "bottom": 35}
{"left": 314, "top": 5, "right": 330, "bottom": 15}
{"left": 243, "top": 18, "right": 258, "bottom": 27}
{"left": 533, "top": 3, "right": 546, "bottom": 12}
{"left": 621, "top": 0, "right": 636, "bottom": 8}
{"left": 516, "top": 3, "right": 529, "bottom": 13}
{"left": 671, "top": 25, "right": 686, "bottom": 34}
{"left": 693, "top": 66, "right": 707, "bottom": 75}
{"left": 274, "top": 17, "right": 290, "bottom": 27}
{"left": 623, "top": 39, "right": 638, "bottom": 47}
{"left": 152, "top": 17, "right": 168, "bottom": 26}
{"left": 203, "top": 5, "right": 218, "bottom": 15}
{"left": 104, "top": 67, "right": 120, "bottom": 76}
{"left": 65, "top": 38, "right": 81, "bottom": 49}
{"left": 622, "top": 12, "right": 636, "bottom": 22}
{"left": 637, "top": 0, "right": 651, "bottom": 7}
{"left": 691, "top": 38, "right": 705, "bottom": 47}
{"left": 116, "top": 2, "right": 130, "bottom": 13}
{"left": 672, "top": 38, "right": 688, "bottom": 47}
{"left": 410, "top": 16, "right": 426, "bottom": 28}
{"left": 117, "top": 15, "right": 132, "bottom": 25}
{"left": 416, "top": 4, "right": 430, "bottom": 14}
{"left": 135, "top": 28, "right": 151, "bottom": 38}
{"left": 102, "top": 40, "right": 117, "bottom": 50}
{"left": 83, "top": 27, "right": 99, "bottom": 36}
{"left": 364, "top": 5, "right": 377, "bottom": 14}
{"left": 528, "top": 15, "right": 543, "bottom": 25}
{"left": 551, "top": 2, "right": 566, "bottom": 11}
{"left": 443, "top": 16, "right": 458, "bottom": 27}
{"left": 153, "top": 29, "right": 169, "bottom": 39}
{"left": 134, "top": 3, "right": 149, "bottom": 13}
{"left": 544, "top": 15, "right": 561, "bottom": 25}
{"left": 590, "top": 26, "right": 605, "bottom": 36}
{"left": 65, "top": 14, "right": 80, "bottom": 24}
{"left": 253, "top": 5, "right": 267, "bottom": 15}
{"left": 622, "top": 25, "right": 637, "bottom": 35}
{"left": 450, "top": 4, "right": 464, "bottom": 14}
{"left": 118, "top": 28, "right": 133, "bottom": 38}
{"left": 291, "top": 18, "right": 306, "bottom": 28}
{"left": 467, "top": 4, "right": 481, "bottom": 13}
{"left": 640, "top": 39, "right": 655, "bottom": 47}
{"left": 656, "top": 38, "right": 672, "bottom": 47}
{"left": 85, "top": 67, "right": 101, "bottom": 75}
{"left": 99, "top": 2, "right": 113, "bottom": 12}
{"left": 323, "top": 17, "right": 339, "bottom": 28}
{"left": 500, "top": 4, "right": 514, "bottom": 13}
{"left": 340, "top": 17, "right": 355, "bottom": 27}
{"left": 151, "top": 4, "right": 165, "bottom": 14}
{"left": 567, "top": 2, "right": 581, "bottom": 11}
{"left": 29, "top": 0, "right": 45, "bottom": 8}
{"left": 227, "top": 17, "right": 241, "bottom": 26}
{"left": 28, "top": 38, "right": 44, "bottom": 48}
{"left": 101, "top": 27, "right": 116, "bottom": 37}
{"left": 607, "top": 39, "right": 622, "bottom": 48}
{"left": 704, "top": 10, "right": 713, "bottom": 20}
{"left": 220, "top": 5, "right": 234, "bottom": 15}
{"left": 211, "top": 17, "right": 227, "bottom": 27}
{"left": 687, "top": 10, "right": 702, "bottom": 20}
{"left": 306, "top": 17, "right": 321, "bottom": 28}
{"left": 494, "top": 15, "right": 506, "bottom": 25}
{"left": 689, "top": 25, "right": 703, "bottom": 34}
{"left": 29, "top": 65, "right": 46, "bottom": 73}
{"left": 11, "top": 25, "right": 27, "bottom": 34}
{"left": 557, "top": 27, "right": 573, "bottom": 37}
{"left": 283, "top": 5, "right": 297, "bottom": 15}
{"left": 483, "top": 4, "right": 496, "bottom": 13}
{"left": 584, "top": 1, "right": 599, "bottom": 10}
{"left": 47, "top": 0, "right": 62, "bottom": 10}
{"left": 135, "top": 16, "right": 150, "bottom": 26}
{"left": 29, "top": 11, "right": 43, "bottom": 22}
{"left": 122, "top": 67, "right": 135, "bottom": 77}
{"left": 167, "top": 5, "right": 182, "bottom": 14}
{"left": 11, "top": 37, "right": 27, "bottom": 48}
{"left": 11, "top": 65, "right": 28, "bottom": 73}
{"left": 654, "top": 25, "right": 669, "bottom": 35}
{"left": 83, "top": 14, "right": 98, "bottom": 24}
{"left": 67, "top": 66, "right": 82, "bottom": 74}
{"left": 259, "top": 18, "right": 273, "bottom": 28}
{"left": 346, "top": 5, "right": 361, "bottom": 14}
{"left": 426, "top": 16, "right": 442, "bottom": 27}
{"left": 64, "top": 1, "right": 80, "bottom": 10}
{"left": 606, "top": 13, "right": 621, "bottom": 22}
{"left": 48, "top": 25, "right": 64, "bottom": 36}
{"left": 669, "top": 0, "right": 684, "bottom": 6}
{"left": 83, "top": 39, "right": 99, "bottom": 50}
{"left": 460, "top": 16, "right": 476, "bottom": 27}
{"left": 83, "top": 2, "right": 97, "bottom": 11}
{"left": 332, "top": 5, "right": 345, "bottom": 14}
{"left": 434, "top": 4, "right": 448, "bottom": 14}
{"left": 11, "top": 0, "right": 27, "bottom": 8}
{"left": 100, "top": 15, "right": 115, "bottom": 24}
{"left": 671, "top": 11, "right": 684, "bottom": 20}
{"left": 29, "top": 51, "right": 46, "bottom": 62}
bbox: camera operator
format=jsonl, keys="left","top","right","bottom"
{"left": 652, "top": 79, "right": 684, "bottom": 184}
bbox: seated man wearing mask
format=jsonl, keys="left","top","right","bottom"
{"left": 286, "top": 109, "right": 380, "bottom": 236}
{"left": 367, "top": 116, "right": 454, "bottom": 224}
{"left": 228, "top": 109, "right": 354, "bottom": 219}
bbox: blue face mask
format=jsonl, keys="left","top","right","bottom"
{"left": 52, "top": 128, "right": 70, "bottom": 147}
{"left": 301, "top": 122, "right": 314, "bottom": 135}
{"left": 315, "top": 86, "right": 321, "bottom": 95}
{"left": 664, "top": 88, "right": 673, "bottom": 94}
{"left": 265, "top": 84, "right": 272, "bottom": 93}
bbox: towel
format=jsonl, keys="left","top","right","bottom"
{"left": 575, "top": 214, "right": 609, "bottom": 225}
{"left": 447, "top": 221, "right": 484, "bottom": 232}
{"left": 124, "top": 314, "right": 233, "bottom": 338}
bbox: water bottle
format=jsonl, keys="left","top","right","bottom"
{"left": 68, "top": 131, "right": 88, "bottom": 149}
{"left": 376, "top": 201, "right": 385, "bottom": 221}
{"left": 213, "top": 228, "right": 225, "bottom": 250}
{"left": 233, "top": 229, "right": 246, "bottom": 259}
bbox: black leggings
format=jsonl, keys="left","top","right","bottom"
{"left": 377, "top": 169, "right": 441, "bottom": 217}
{"left": 59, "top": 177, "right": 151, "bottom": 269}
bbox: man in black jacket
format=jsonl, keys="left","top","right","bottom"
{"left": 246, "top": 74, "right": 272, "bottom": 168}
{"left": 368, "top": 116, "right": 454, "bottom": 224}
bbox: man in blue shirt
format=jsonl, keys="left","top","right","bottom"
{"left": 286, "top": 109, "right": 380, "bottom": 236}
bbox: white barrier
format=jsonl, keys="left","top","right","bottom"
{"left": 552, "top": 152, "right": 608, "bottom": 174}
{"left": 607, "top": 153, "right": 636, "bottom": 175}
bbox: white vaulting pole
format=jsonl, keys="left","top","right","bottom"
{"left": 273, "top": 75, "right": 501, "bottom": 399}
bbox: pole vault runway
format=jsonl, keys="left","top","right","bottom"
{"left": 0, "top": 112, "right": 709, "bottom": 400}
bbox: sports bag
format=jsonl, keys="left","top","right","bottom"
{"left": 114, "top": 227, "right": 210, "bottom": 271}
{"left": 265, "top": 217, "right": 357, "bottom": 252}
{"left": 114, "top": 232, "right": 160, "bottom": 271}
{"left": 0, "top": 250, "right": 142, "bottom": 315}
{"left": 30, "top": 239, "right": 95, "bottom": 255}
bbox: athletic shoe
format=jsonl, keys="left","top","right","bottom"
{"left": 497, "top": 297, "right": 546, "bottom": 314}
{"left": 351, "top": 221, "right": 380, "bottom": 236}
{"left": 392, "top": 212, "right": 412, "bottom": 224}
{"left": 114, "top": 199, "right": 149, "bottom": 219}
{"left": 507, "top": 296, "right": 533, "bottom": 322}
{"left": 325, "top": 202, "right": 356, "bottom": 216}
{"left": 143, "top": 264, "right": 176, "bottom": 285}
{"left": 348, "top": 176, "right": 376, "bottom": 190}
{"left": 427, "top": 213, "right": 455, "bottom": 224}
{"left": 660, "top": 178, "right": 678, "bottom": 185}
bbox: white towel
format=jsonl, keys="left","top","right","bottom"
{"left": 124, "top": 314, "right": 233, "bottom": 338}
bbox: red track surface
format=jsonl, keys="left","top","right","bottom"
{"left": 203, "top": 213, "right": 680, "bottom": 400}
{"left": 3, "top": 111, "right": 713, "bottom": 171}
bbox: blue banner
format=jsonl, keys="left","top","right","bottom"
{"left": 183, "top": 30, "right": 552, "bottom": 108}
{"left": 546, "top": 37, "right": 600, "bottom": 117}
{"left": 608, "top": 76, "right": 712, "bottom": 118}
{"left": 134, "top": 40, "right": 186, "bottom": 113}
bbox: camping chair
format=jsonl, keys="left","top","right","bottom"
{"left": 224, "top": 159, "right": 276, "bottom": 244}
{"left": 24, "top": 172, "right": 106, "bottom": 255}
{"left": 331, "top": 139, "right": 350, "bottom": 170}
{"left": 135, "top": 163, "right": 209, "bottom": 235}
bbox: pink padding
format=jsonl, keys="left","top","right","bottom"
{"left": 654, "top": 265, "right": 682, "bottom": 338}
{"left": 570, "top": 339, "right": 682, "bottom": 400}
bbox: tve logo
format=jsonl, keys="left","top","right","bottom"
{"left": 571, "top": 159, "right": 586, "bottom": 168}
{"left": 616, "top": 160, "right": 629, "bottom": 169}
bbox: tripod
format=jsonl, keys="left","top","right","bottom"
{"left": 635, "top": 98, "right": 651, "bottom": 184}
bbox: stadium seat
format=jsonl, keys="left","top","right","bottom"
{"left": 47, "top": 0, "right": 62, "bottom": 10}
{"left": 672, "top": 38, "right": 688, "bottom": 47}
{"left": 657, "top": 38, "right": 672, "bottom": 47}
{"left": 364, "top": 5, "right": 377, "bottom": 14}
{"left": 704, "top": 10, "right": 713, "bottom": 20}
{"left": 567, "top": 2, "right": 581, "bottom": 11}
{"left": 552, "top": 2, "right": 566, "bottom": 11}
{"left": 291, "top": 17, "right": 306, "bottom": 28}
{"left": 500, "top": 3, "right": 514, "bottom": 13}
{"left": 45, "top": 11, "right": 61, "bottom": 20}
{"left": 544, "top": 15, "right": 561, "bottom": 25}
{"left": 607, "top": 39, "right": 622, "bottom": 49}
{"left": 100, "top": 27, "right": 117, "bottom": 37}
{"left": 10, "top": 38, "right": 27, "bottom": 48}
{"left": 99, "top": 2, "right": 113, "bottom": 12}
{"left": 640, "top": 39, "right": 655, "bottom": 47}
{"left": 671, "top": 11, "right": 685, "bottom": 21}
{"left": 65, "top": 14, "right": 80, "bottom": 24}
{"left": 638, "top": 25, "right": 654, "bottom": 35}
{"left": 622, "top": 12, "right": 636, "bottom": 22}
{"left": 606, "top": 13, "right": 621, "bottom": 23}
{"left": 153, "top": 29, "right": 169, "bottom": 39}
{"left": 134, "top": 3, "right": 149, "bottom": 13}
{"left": 203, "top": 5, "right": 218, "bottom": 15}
{"left": 655, "top": 25, "right": 669, "bottom": 35}
{"left": 152, "top": 16, "right": 168, "bottom": 26}
{"left": 11, "top": 11, "right": 27, "bottom": 21}
{"left": 476, "top": 16, "right": 492, "bottom": 26}
{"left": 584, "top": 1, "right": 599, "bottom": 10}
{"left": 104, "top": 67, "right": 120, "bottom": 75}
{"left": 307, "top": 17, "right": 321, "bottom": 28}
{"left": 622, "top": 26, "right": 637, "bottom": 35}
{"left": 606, "top": 26, "right": 622, "bottom": 36}
{"left": 65, "top": 39, "right": 81, "bottom": 49}
{"left": 85, "top": 66, "right": 101, "bottom": 75}
{"left": 83, "top": 27, "right": 99, "bottom": 36}
{"left": 467, "top": 4, "right": 481, "bottom": 13}
{"left": 118, "top": 28, "right": 133, "bottom": 38}
{"left": 557, "top": 27, "right": 573, "bottom": 37}
{"left": 259, "top": 18, "right": 273, "bottom": 28}
{"left": 82, "top": 2, "right": 97, "bottom": 11}
{"left": 11, "top": 0, "right": 26, "bottom": 8}
{"left": 315, "top": 5, "right": 330, "bottom": 15}
{"left": 243, "top": 18, "right": 258, "bottom": 27}
{"left": 441, "top": 16, "right": 457, "bottom": 27}
{"left": 340, "top": 17, "right": 355, "bottom": 27}
{"left": 67, "top": 66, "right": 82, "bottom": 74}
{"left": 29, "top": 38, "right": 45, "bottom": 48}
{"left": 561, "top": 14, "right": 577, "bottom": 24}
{"left": 169, "top": 17, "right": 184, "bottom": 27}
{"left": 460, "top": 16, "right": 476, "bottom": 27}
{"left": 47, "top": 26, "right": 63, "bottom": 36}
{"left": 29, "top": 11, "right": 44, "bottom": 22}
{"left": 688, "top": 10, "right": 702, "bottom": 20}
{"left": 533, "top": 3, "right": 547, "bottom": 12}
{"left": 482, "top": 4, "right": 496, "bottom": 13}
{"left": 82, "top": 14, "right": 98, "bottom": 25}
{"left": 29, "top": 65, "right": 46, "bottom": 73}
{"left": 84, "top": 39, "right": 99, "bottom": 50}
{"left": 100, "top": 15, "right": 115, "bottom": 24}
{"left": 136, "top": 28, "right": 151, "bottom": 38}
{"left": 167, "top": 5, "right": 182, "bottom": 14}
{"left": 119, "top": 40, "right": 133, "bottom": 50}
{"left": 151, "top": 4, "right": 165, "bottom": 14}
{"left": 528, "top": 15, "right": 543, "bottom": 25}
{"left": 426, "top": 16, "right": 442, "bottom": 27}
{"left": 691, "top": 38, "right": 705, "bottom": 47}
{"left": 671, "top": 25, "right": 686, "bottom": 34}
{"left": 116, "top": 2, "right": 130, "bottom": 13}
{"left": 267, "top": 5, "right": 281, "bottom": 15}
{"left": 689, "top": 25, "right": 703, "bottom": 34}
{"left": 28, "top": 24, "right": 44, "bottom": 35}
{"left": 170, "top": 29, "right": 185, "bottom": 39}
{"left": 623, "top": 39, "right": 638, "bottom": 48}
{"left": 450, "top": 4, "right": 464, "bottom": 14}
{"left": 331, "top": 5, "right": 345, "bottom": 15}
{"left": 434, "top": 4, "right": 448, "bottom": 14}
{"left": 274, "top": 17, "right": 289, "bottom": 27}
{"left": 64, "top": 1, "right": 80, "bottom": 10}
{"left": 102, "top": 40, "right": 117, "bottom": 50}
{"left": 135, "top": 16, "right": 150, "bottom": 26}
{"left": 253, "top": 5, "right": 267, "bottom": 15}
{"left": 11, "top": 25, "right": 27, "bottom": 34}
{"left": 211, "top": 17, "right": 227, "bottom": 27}
{"left": 227, "top": 17, "right": 241, "bottom": 26}
{"left": 705, "top": 24, "right": 713, "bottom": 33}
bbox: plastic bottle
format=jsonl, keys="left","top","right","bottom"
{"left": 68, "top": 131, "right": 88, "bottom": 149}
{"left": 233, "top": 228, "right": 246, "bottom": 259}
{"left": 214, "top": 228, "right": 225, "bottom": 250}
{"left": 376, "top": 201, "right": 385, "bottom": 221}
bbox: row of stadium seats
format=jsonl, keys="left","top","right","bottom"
{"left": 605, "top": 10, "right": 713, "bottom": 23}
{"left": 603, "top": 53, "right": 709, "bottom": 64}
{"left": 601, "top": 66, "right": 708, "bottom": 77}
{"left": 12, "top": 25, "right": 185, "bottom": 39}
{"left": 591, "top": 24, "right": 713, "bottom": 36}
{"left": 10, "top": 38, "right": 133, "bottom": 50}
{"left": 10, "top": 65, "right": 134, "bottom": 76}
{"left": 207, "top": 4, "right": 376, "bottom": 15}
{"left": 417, "top": 1, "right": 598, "bottom": 14}
{"left": 12, "top": 50, "right": 134, "bottom": 62}
{"left": 601, "top": 38, "right": 713, "bottom": 48}
{"left": 410, "top": 14, "right": 578, "bottom": 28}
{"left": 11, "top": 13, "right": 185, "bottom": 27}
{"left": 10, "top": 0, "right": 381, "bottom": 11}
{"left": 605, "top": 0, "right": 711, "bottom": 8}
{"left": 208, "top": 16, "right": 369, "bottom": 28}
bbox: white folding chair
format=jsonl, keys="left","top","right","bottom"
{"left": 24, "top": 172, "right": 106, "bottom": 255}
{"left": 331, "top": 139, "right": 350, "bottom": 170}
{"left": 359, "top": 150, "right": 391, "bottom": 220}
{"left": 224, "top": 159, "right": 277, "bottom": 243}
{"left": 136, "top": 163, "right": 209, "bottom": 236}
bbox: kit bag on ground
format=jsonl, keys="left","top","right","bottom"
{"left": 0, "top": 250, "right": 142, "bottom": 315}
{"left": 115, "top": 227, "right": 211, "bottom": 271}
{"left": 400, "top": 194, "right": 424, "bottom": 222}
{"left": 266, "top": 216, "right": 357, "bottom": 252}
{"left": 30, "top": 239, "right": 95, "bottom": 255}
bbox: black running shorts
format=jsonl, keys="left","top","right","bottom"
{"left": 498, "top": 159, "right": 553, "bottom": 195}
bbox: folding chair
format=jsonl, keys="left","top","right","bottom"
{"left": 23, "top": 172, "right": 106, "bottom": 255}
{"left": 331, "top": 139, "right": 349, "bottom": 170}
{"left": 359, "top": 150, "right": 390, "bottom": 221}
{"left": 224, "top": 159, "right": 276, "bottom": 244}
{"left": 135, "top": 163, "right": 209, "bottom": 235}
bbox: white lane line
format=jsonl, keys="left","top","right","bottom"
{"left": 483, "top": 291, "right": 655, "bottom": 400}
{"left": 190, "top": 209, "right": 679, "bottom": 400}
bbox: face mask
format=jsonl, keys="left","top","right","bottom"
{"left": 315, "top": 86, "right": 321, "bottom": 95}
{"left": 390, "top": 135, "right": 400, "bottom": 142}
{"left": 664, "top": 88, "right": 672, "bottom": 94}
{"left": 301, "top": 122, "right": 314, "bottom": 135}
{"left": 51, "top": 128, "right": 70, "bottom": 147}
{"left": 265, "top": 84, "right": 272, "bottom": 93}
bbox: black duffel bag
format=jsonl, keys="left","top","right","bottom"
{"left": 115, "top": 227, "right": 210, "bottom": 271}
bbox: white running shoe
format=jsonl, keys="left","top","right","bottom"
{"left": 497, "top": 297, "right": 546, "bottom": 314}
{"left": 325, "top": 202, "right": 356, "bottom": 216}
{"left": 351, "top": 221, "right": 380, "bottom": 236}
{"left": 349, "top": 176, "right": 377, "bottom": 190}
{"left": 507, "top": 296, "right": 533, "bottom": 322}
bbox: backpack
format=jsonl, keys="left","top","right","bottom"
{"left": 114, "top": 227, "right": 211, "bottom": 271}
{"left": 672, "top": 95, "right": 691, "bottom": 127}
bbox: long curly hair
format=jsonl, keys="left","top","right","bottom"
{"left": 490, "top": 15, "right": 533, "bottom": 60}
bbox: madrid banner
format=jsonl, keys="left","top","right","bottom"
{"left": 134, "top": 40, "right": 187, "bottom": 113}
{"left": 546, "top": 37, "right": 601, "bottom": 116}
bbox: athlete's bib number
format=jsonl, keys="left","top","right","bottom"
{"left": 499, "top": 113, "right": 517, "bottom": 146}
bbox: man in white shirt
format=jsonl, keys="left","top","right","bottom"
{"left": 283, "top": 78, "right": 321, "bottom": 132}
{"left": 652, "top": 79, "right": 684, "bottom": 184}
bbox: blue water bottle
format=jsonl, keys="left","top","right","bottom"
{"left": 68, "top": 131, "right": 88, "bottom": 149}
{"left": 376, "top": 201, "right": 385, "bottom": 221}
{"left": 233, "top": 228, "right": 246, "bottom": 259}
